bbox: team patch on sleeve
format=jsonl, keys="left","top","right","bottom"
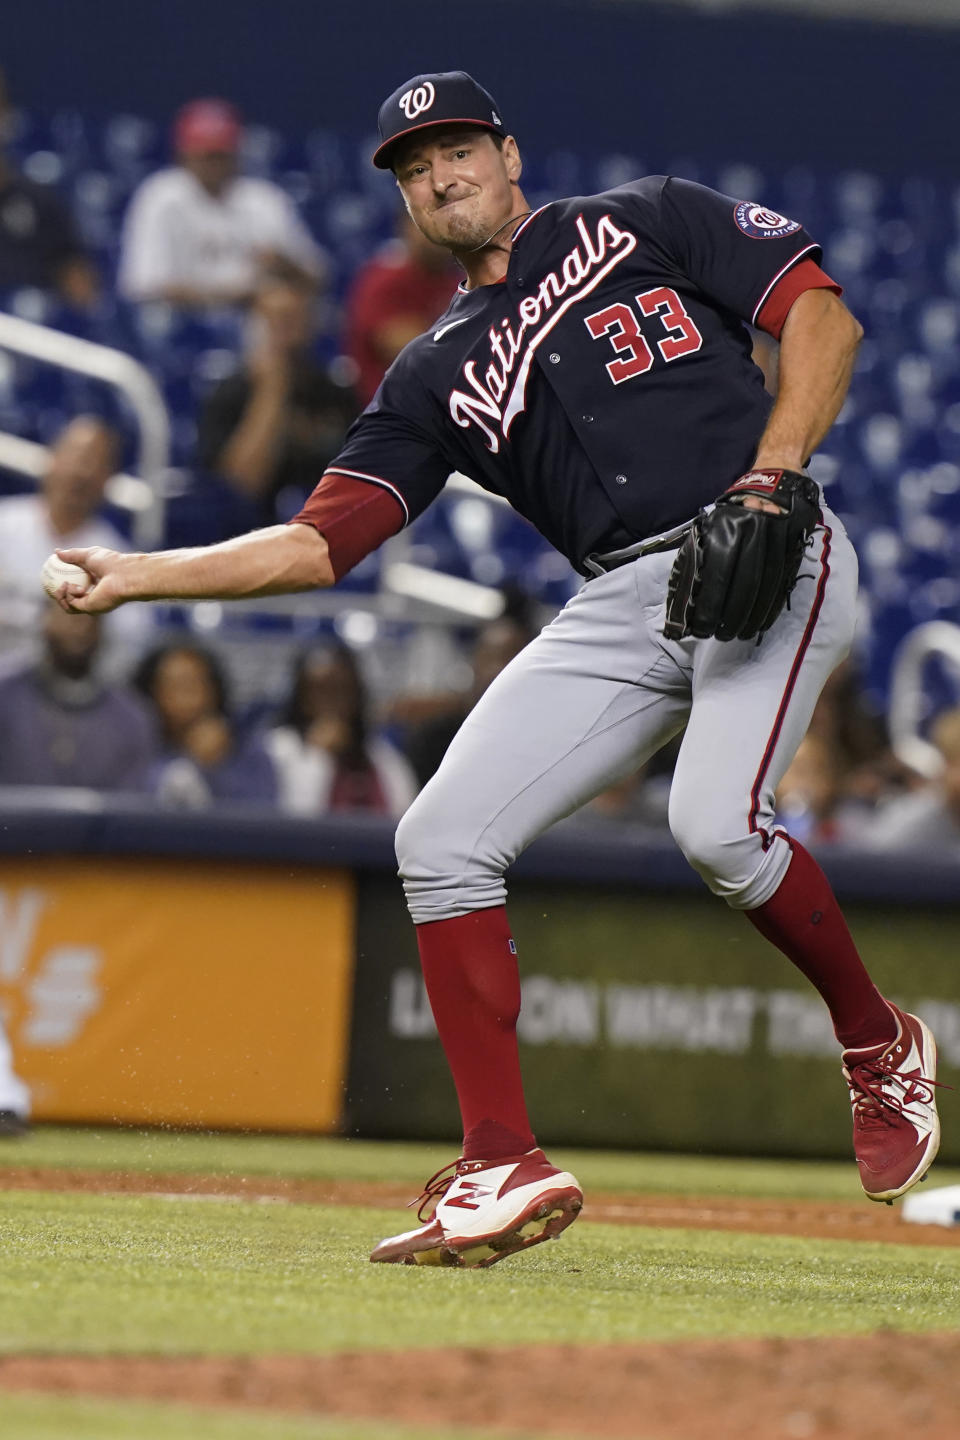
{"left": 733, "top": 202, "right": 802, "bottom": 240}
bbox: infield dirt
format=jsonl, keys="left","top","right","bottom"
{"left": 2, "top": 1162, "right": 959, "bottom": 1247}
{"left": 3, "top": 1163, "right": 960, "bottom": 1437}
{"left": 2, "top": 1333, "right": 960, "bottom": 1439}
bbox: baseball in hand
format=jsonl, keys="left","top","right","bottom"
{"left": 41, "top": 554, "right": 91, "bottom": 600}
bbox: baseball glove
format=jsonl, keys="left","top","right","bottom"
{"left": 663, "top": 468, "right": 820, "bottom": 643}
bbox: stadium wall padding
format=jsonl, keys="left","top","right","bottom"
{"left": 348, "top": 872, "right": 960, "bottom": 1159}
{"left": 1, "top": 803, "right": 958, "bottom": 1157}
{"left": 0, "top": 853, "right": 356, "bottom": 1131}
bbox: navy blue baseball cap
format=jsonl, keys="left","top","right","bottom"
{"left": 373, "top": 71, "right": 507, "bottom": 170}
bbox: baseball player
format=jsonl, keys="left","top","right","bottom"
{"left": 54, "top": 72, "right": 941, "bottom": 1270}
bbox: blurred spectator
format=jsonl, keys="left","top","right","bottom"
{"left": 197, "top": 273, "right": 356, "bottom": 522}
{"left": 343, "top": 210, "right": 459, "bottom": 406}
{"left": 774, "top": 733, "right": 869, "bottom": 846}
{"left": 404, "top": 609, "right": 536, "bottom": 788}
{"left": 0, "top": 69, "right": 98, "bottom": 307}
{"left": 867, "top": 707, "right": 960, "bottom": 855}
{"left": 0, "top": 603, "right": 156, "bottom": 790}
{"left": 266, "top": 640, "right": 416, "bottom": 817}
{"left": 135, "top": 641, "right": 277, "bottom": 808}
{"left": 773, "top": 662, "right": 916, "bottom": 847}
{"left": 0, "top": 416, "right": 145, "bottom": 671}
{"left": 580, "top": 766, "right": 670, "bottom": 827}
{"left": 117, "top": 98, "right": 324, "bottom": 308}
{"left": 806, "top": 658, "right": 916, "bottom": 807}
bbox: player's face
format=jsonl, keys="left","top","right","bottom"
{"left": 394, "top": 129, "right": 522, "bottom": 253}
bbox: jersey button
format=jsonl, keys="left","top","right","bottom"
{"left": 615, "top": 473, "right": 628, "bottom": 485}
{"left": 549, "top": 352, "right": 560, "bottom": 364}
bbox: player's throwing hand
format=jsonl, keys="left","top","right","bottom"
{"left": 45, "top": 546, "right": 129, "bottom": 615}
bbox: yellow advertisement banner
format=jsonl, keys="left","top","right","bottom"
{"left": 0, "top": 856, "right": 355, "bottom": 1131}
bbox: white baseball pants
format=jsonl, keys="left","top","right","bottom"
{"left": 397, "top": 507, "right": 858, "bottom": 921}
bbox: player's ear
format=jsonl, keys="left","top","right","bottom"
{"left": 502, "top": 136, "right": 522, "bottom": 184}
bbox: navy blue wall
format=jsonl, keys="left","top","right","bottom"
{"left": 2, "top": 798, "right": 958, "bottom": 906}
{"left": 6, "top": 0, "right": 960, "bottom": 175}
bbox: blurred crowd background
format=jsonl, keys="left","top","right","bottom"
{"left": 1, "top": 0, "right": 960, "bottom": 857}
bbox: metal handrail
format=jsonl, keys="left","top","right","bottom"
{"left": 0, "top": 312, "right": 527, "bottom": 621}
{"left": 0, "top": 311, "right": 170, "bottom": 548}
{"left": 887, "top": 620, "right": 960, "bottom": 777}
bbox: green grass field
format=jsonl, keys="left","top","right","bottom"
{"left": 0, "top": 1395, "right": 534, "bottom": 1440}
{"left": 2, "top": 1127, "right": 960, "bottom": 1439}
{"left": 9, "top": 1123, "right": 960, "bottom": 1199}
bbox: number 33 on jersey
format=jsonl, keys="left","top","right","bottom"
{"left": 298, "top": 176, "right": 838, "bottom": 577}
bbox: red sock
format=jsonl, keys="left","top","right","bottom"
{"left": 415, "top": 907, "right": 536, "bottom": 1162}
{"left": 746, "top": 840, "right": 896, "bottom": 1050}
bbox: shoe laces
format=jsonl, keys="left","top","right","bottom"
{"left": 408, "top": 1158, "right": 463, "bottom": 1222}
{"left": 844, "top": 1050, "right": 944, "bottom": 1130}
{"left": 408, "top": 1155, "right": 503, "bottom": 1221}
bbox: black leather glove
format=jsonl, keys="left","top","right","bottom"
{"left": 663, "top": 469, "right": 821, "bottom": 643}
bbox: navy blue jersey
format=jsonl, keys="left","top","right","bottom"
{"left": 325, "top": 177, "right": 825, "bottom": 573}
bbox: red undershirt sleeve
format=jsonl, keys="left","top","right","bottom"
{"left": 755, "top": 257, "right": 843, "bottom": 341}
{"left": 288, "top": 472, "right": 405, "bottom": 581}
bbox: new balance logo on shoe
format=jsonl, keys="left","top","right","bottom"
{"left": 369, "top": 1148, "right": 583, "bottom": 1269}
{"left": 444, "top": 1180, "right": 493, "bottom": 1210}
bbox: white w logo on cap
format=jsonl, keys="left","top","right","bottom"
{"left": 399, "top": 82, "right": 436, "bottom": 119}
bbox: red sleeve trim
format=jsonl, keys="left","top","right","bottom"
{"left": 288, "top": 472, "right": 405, "bottom": 581}
{"left": 324, "top": 466, "right": 410, "bottom": 524}
{"left": 755, "top": 257, "right": 843, "bottom": 340}
{"left": 751, "top": 244, "right": 817, "bottom": 325}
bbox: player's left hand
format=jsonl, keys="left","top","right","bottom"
{"left": 663, "top": 468, "right": 820, "bottom": 643}
{"left": 739, "top": 495, "right": 782, "bottom": 515}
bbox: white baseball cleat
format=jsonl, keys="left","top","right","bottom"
{"left": 843, "top": 1004, "right": 942, "bottom": 1203}
{"left": 369, "top": 1148, "right": 583, "bottom": 1269}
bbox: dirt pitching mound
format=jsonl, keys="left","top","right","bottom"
{"left": 2, "top": 1332, "right": 959, "bottom": 1439}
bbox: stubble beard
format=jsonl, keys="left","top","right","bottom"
{"left": 429, "top": 204, "right": 489, "bottom": 254}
